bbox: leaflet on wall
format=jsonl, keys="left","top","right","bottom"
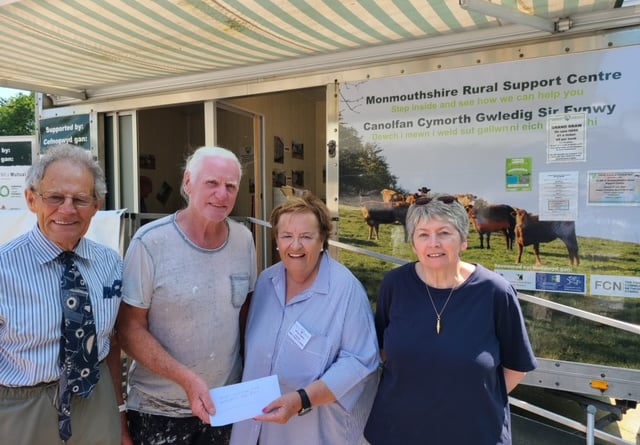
{"left": 506, "top": 157, "right": 532, "bottom": 192}
{"left": 546, "top": 113, "right": 587, "bottom": 163}
{"left": 587, "top": 170, "right": 640, "bottom": 206}
{"left": 538, "top": 171, "right": 579, "bottom": 221}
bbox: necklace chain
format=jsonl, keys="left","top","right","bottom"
{"left": 425, "top": 284, "right": 456, "bottom": 335}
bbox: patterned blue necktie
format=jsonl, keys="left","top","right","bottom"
{"left": 57, "top": 251, "right": 100, "bottom": 441}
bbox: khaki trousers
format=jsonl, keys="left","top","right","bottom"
{"left": 0, "top": 361, "right": 121, "bottom": 445}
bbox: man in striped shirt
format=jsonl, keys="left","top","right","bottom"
{"left": 0, "top": 144, "right": 128, "bottom": 445}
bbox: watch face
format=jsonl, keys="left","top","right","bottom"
{"left": 298, "top": 406, "right": 312, "bottom": 416}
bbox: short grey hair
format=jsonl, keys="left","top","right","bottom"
{"left": 180, "top": 146, "right": 242, "bottom": 201}
{"left": 25, "top": 144, "right": 107, "bottom": 201}
{"left": 405, "top": 195, "right": 469, "bottom": 247}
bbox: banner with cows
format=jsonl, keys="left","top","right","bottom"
{"left": 339, "top": 45, "right": 640, "bottom": 299}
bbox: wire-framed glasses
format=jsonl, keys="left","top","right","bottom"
{"left": 34, "top": 191, "right": 96, "bottom": 208}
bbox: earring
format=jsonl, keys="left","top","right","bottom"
{"left": 276, "top": 247, "right": 279, "bottom": 251}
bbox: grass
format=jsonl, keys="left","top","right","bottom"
{"left": 336, "top": 204, "right": 640, "bottom": 369}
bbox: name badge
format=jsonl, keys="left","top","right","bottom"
{"left": 288, "top": 321, "right": 311, "bottom": 350}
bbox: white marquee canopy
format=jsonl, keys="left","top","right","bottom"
{"left": 1, "top": 0, "right": 638, "bottom": 102}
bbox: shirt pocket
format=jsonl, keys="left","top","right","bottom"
{"left": 230, "top": 273, "right": 250, "bottom": 308}
{"left": 275, "top": 334, "right": 331, "bottom": 390}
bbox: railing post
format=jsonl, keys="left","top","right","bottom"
{"left": 586, "top": 404, "right": 597, "bottom": 445}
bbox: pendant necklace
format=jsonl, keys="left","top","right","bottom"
{"left": 425, "top": 284, "right": 456, "bottom": 335}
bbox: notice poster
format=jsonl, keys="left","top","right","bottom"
{"left": 587, "top": 170, "right": 640, "bottom": 206}
{"left": 538, "top": 171, "right": 579, "bottom": 221}
{"left": 546, "top": 113, "right": 587, "bottom": 162}
{"left": 506, "top": 157, "right": 532, "bottom": 192}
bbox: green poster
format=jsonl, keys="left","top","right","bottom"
{"left": 506, "top": 157, "right": 532, "bottom": 192}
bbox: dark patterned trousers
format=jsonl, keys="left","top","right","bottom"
{"left": 127, "top": 410, "right": 231, "bottom": 445}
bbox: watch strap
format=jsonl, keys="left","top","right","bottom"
{"left": 296, "top": 388, "right": 312, "bottom": 415}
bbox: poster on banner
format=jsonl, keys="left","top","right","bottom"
{"left": 538, "top": 171, "right": 579, "bottom": 221}
{"left": 587, "top": 170, "right": 640, "bottom": 206}
{"left": 339, "top": 45, "right": 640, "bottom": 298}
{"left": 546, "top": 113, "right": 587, "bottom": 163}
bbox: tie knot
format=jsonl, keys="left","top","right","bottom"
{"left": 58, "top": 251, "right": 76, "bottom": 265}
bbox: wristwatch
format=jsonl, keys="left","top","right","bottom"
{"left": 296, "top": 388, "right": 312, "bottom": 416}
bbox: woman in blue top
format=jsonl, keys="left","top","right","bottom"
{"left": 364, "top": 194, "right": 537, "bottom": 445}
{"left": 230, "top": 192, "right": 379, "bottom": 445}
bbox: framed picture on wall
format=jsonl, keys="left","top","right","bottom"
{"left": 272, "top": 170, "right": 286, "bottom": 187}
{"left": 274, "top": 136, "right": 284, "bottom": 164}
{"left": 292, "top": 141, "right": 304, "bottom": 160}
{"left": 139, "top": 154, "right": 156, "bottom": 169}
{"left": 156, "top": 181, "right": 173, "bottom": 205}
{"left": 292, "top": 170, "right": 304, "bottom": 187}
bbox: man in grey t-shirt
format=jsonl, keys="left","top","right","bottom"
{"left": 118, "top": 146, "right": 257, "bottom": 445}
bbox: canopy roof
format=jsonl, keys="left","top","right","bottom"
{"left": 1, "top": 0, "right": 638, "bottom": 101}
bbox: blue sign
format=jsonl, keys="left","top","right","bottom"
{"left": 535, "top": 273, "right": 586, "bottom": 294}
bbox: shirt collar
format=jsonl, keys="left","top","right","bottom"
{"left": 273, "top": 251, "right": 331, "bottom": 305}
{"left": 28, "top": 225, "right": 91, "bottom": 265}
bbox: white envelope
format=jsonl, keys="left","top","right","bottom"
{"left": 209, "top": 375, "right": 281, "bottom": 426}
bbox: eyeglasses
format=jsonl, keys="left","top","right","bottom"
{"left": 277, "top": 233, "right": 321, "bottom": 245}
{"left": 34, "top": 191, "right": 96, "bottom": 208}
{"left": 413, "top": 195, "right": 458, "bottom": 206}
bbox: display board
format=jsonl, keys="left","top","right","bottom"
{"left": 339, "top": 45, "right": 639, "bottom": 298}
{"left": 0, "top": 136, "right": 36, "bottom": 210}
